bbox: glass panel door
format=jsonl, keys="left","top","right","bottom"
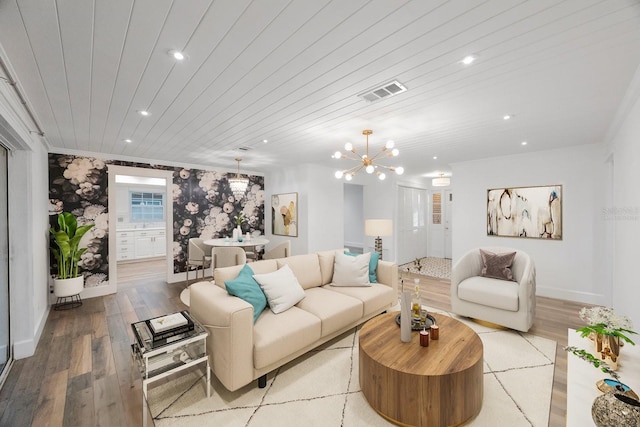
{"left": 0, "top": 143, "right": 10, "bottom": 382}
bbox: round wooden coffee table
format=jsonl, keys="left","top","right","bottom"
{"left": 359, "top": 312, "right": 483, "bottom": 427}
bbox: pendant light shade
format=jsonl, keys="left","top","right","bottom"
{"left": 229, "top": 158, "right": 249, "bottom": 200}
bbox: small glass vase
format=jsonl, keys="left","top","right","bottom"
{"left": 594, "top": 333, "right": 621, "bottom": 370}
{"left": 592, "top": 392, "right": 640, "bottom": 427}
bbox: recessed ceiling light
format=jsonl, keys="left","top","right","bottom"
{"left": 461, "top": 55, "right": 477, "bottom": 65}
{"left": 138, "top": 110, "right": 151, "bottom": 117}
{"left": 263, "top": 139, "right": 268, "bottom": 143}
{"left": 503, "top": 115, "right": 512, "bottom": 120}
{"left": 433, "top": 156, "right": 438, "bottom": 160}
{"left": 168, "top": 50, "right": 185, "bottom": 61}
{"left": 123, "top": 138, "right": 133, "bottom": 143}
{"left": 521, "top": 141, "right": 528, "bottom": 146}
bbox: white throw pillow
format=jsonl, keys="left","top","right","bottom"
{"left": 332, "top": 251, "right": 371, "bottom": 287}
{"left": 252, "top": 264, "right": 306, "bottom": 314}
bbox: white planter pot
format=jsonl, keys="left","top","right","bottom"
{"left": 54, "top": 276, "right": 84, "bottom": 297}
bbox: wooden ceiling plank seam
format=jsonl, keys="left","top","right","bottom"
{"left": 96, "top": 0, "right": 136, "bottom": 154}
{"left": 129, "top": 0, "right": 279, "bottom": 158}
{"left": 139, "top": 0, "right": 417, "bottom": 157}
{"left": 18, "top": 0, "right": 72, "bottom": 147}
{"left": 143, "top": 0, "right": 340, "bottom": 155}
{"left": 163, "top": 0, "right": 464, "bottom": 152}
{"left": 112, "top": 0, "right": 177, "bottom": 157}
{"left": 211, "top": 0, "right": 640, "bottom": 150}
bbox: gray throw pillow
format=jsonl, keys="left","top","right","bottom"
{"left": 480, "top": 249, "right": 516, "bottom": 281}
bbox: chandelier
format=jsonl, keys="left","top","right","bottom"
{"left": 229, "top": 158, "right": 249, "bottom": 200}
{"left": 333, "top": 130, "right": 404, "bottom": 181}
{"left": 432, "top": 173, "right": 450, "bottom": 187}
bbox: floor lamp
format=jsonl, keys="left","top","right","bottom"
{"left": 365, "top": 219, "right": 393, "bottom": 260}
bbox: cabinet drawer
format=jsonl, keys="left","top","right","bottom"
{"left": 117, "top": 231, "right": 133, "bottom": 238}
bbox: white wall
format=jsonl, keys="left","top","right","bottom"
{"left": 451, "top": 144, "right": 609, "bottom": 304}
{"left": 343, "top": 184, "right": 364, "bottom": 251}
{"left": 265, "top": 164, "right": 344, "bottom": 255}
{"left": 0, "top": 71, "right": 50, "bottom": 359}
{"left": 607, "top": 71, "right": 640, "bottom": 328}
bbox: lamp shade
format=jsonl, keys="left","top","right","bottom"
{"left": 365, "top": 219, "right": 393, "bottom": 237}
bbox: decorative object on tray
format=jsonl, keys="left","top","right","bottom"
{"left": 400, "top": 291, "right": 411, "bottom": 342}
{"left": 395, "top": 312, "right": 436, "bottom": 331}
{"left": 576, "top": 306, "right": 637, "bottom": 370}
{"left": 596, "top": 379, "right": 640, "bottom": 400}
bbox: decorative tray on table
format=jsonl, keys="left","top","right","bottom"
{"left": 395, "top": 313, "right": 437, "bottom": 331}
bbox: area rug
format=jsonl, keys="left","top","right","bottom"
{"left": 148, "top": 308, "right": 556, "bottom": 427}
{"left": 399, "top": 257, "right": 452, "bottom": 279}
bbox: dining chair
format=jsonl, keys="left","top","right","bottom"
{"left": 212, "top": 246, "right": 247, "bottom": 269}
{"left": 262, "top": 240, "right": 291, "bottom": 260}
{"left": 186, "top": 238, "right": 212, "bottom": 285}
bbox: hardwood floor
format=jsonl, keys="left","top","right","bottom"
{"left": 0, "top": 270, "right": 585, "bottom": 426}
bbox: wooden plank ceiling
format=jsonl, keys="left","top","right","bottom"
{"left": 0, "top": 0, "right": 639, "bottom": 179}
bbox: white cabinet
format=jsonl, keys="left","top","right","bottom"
{"left": 117, "top": 228, "right": 166, "bottom": 261}
{"left": 134, "top": 229, "right": 166, "bottom": 259}
{"left": 116, "top": 231, "right": 135, "bottom": 261}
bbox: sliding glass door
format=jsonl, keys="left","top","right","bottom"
{"left": 0, "top": 143, "right": 10, "bottom": 383}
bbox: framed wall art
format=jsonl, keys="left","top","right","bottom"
{"left": 272, "top": 192, "right": 298, "bottom": 237}
{"left": 487, "top": 185, "right": 562, "bottom": 240}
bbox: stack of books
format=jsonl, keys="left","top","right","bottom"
{"left": 145, "top": 311, "right": 195, "bottom": 347}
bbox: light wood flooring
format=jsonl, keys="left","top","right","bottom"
{"left": 0, "top": 269, "right": 586, "bottom": 426}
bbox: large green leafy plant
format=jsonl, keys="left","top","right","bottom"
{"left": 50, "top": 212, "right": 94, "bottom": 279}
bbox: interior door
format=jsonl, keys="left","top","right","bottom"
{"left": 397, "top": 186, "right": 428, "bottom": 265}
{"left": 0, "top": 143, "right": 11, "bottom": 383}
{"left": 428, "top": 190, "right": 444, "bottom": 258}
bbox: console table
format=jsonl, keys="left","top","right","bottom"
{"left": 359, "top": 312, "right": 483, "bottom": 426}
{"left": 566, "top": 328, "right": 640, "bottom": 426}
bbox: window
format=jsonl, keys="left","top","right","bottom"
{"left": 432, "top": 193, "right": 442, "bottom": 225}
{"left": 130, "top": 191, "right": 165, "bottom": 222}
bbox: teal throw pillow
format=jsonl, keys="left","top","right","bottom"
{"left": 344, "top": 251, "right": 379, "bottom": 283}
{"left": 224, "top": 264, "right": 267, "bottom": 323}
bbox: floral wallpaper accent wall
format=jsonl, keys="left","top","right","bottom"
{"left": 48, "top": 154, "right": 265, "bottom": 287}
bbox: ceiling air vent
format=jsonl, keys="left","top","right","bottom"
{"left": 358, "top": 80, "right": 407, "bottom": 103}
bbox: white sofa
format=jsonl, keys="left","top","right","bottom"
{"left": 190, "top": 249, "right": 398, "bottom": 392}
{"left": 450, "top": 247, "right": 536, "bottom": 332}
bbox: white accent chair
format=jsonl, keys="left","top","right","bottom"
{"left": 450, "top": 247, "right": 536, "bottom": 332}
{"left": 262, "top": 240, "right": 291, "bottom": 260}
{"left": 186, "top": 238, "right": 212, "bottom": 284}
{"left": 212, "top": 246, "right": 247, "bottom": 269}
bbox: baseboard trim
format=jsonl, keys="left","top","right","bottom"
{"left": 536, "top": 286, "right": 606, "bottom": 306}
{"left": 14, "top": 304, "right": 50, "bottom": 359}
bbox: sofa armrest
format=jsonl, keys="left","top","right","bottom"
{"left": 376, "top": 260, "right": 398, "bottom": 294}
{"left": 189, "top": 281, "right": 255, "bottom": 392}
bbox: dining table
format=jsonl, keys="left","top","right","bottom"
{"left": 203, "top": 237, "right": 269, "bottom": 248}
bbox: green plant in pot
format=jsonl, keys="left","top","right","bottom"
{"left": 50, "top": 212, "right": 94, "bottom": 297}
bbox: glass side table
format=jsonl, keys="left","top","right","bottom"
{"left": 130, "top": 311, "right": 210, "bottom": 427}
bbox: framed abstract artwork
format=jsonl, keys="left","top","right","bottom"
{"left": 487, "top": 185, "right": 562, "bottom": 239}
{"left": 272, "top": 192, "right": 298, "bottom": 237}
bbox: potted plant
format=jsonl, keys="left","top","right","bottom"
{"left": 50, "top": 212, "right": 94, "bottom": 297}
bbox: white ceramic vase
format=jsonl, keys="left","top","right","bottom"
{"left": 53, "top": 276, "right": 84, "bottom": 297}
{"left": 400, "top": 291, "right": 412, "bottom": 342}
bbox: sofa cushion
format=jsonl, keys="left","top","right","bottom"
{"left": 253, "top": 264, "right": 306, "bottom": 314}
{"left": 295, "top": 288, "right": 363, "bottom": 337}
{"left": 344, "top": 250, "right": 379, "bottom": 283}
{"left": 276, "top": 254, "right": 322, "bottom": 289}
{"left": 458, "top": 276, "right": 519, "bottom": 311}
{"left": 333, "top": 251, "right": 371, "bottom": 287}
{"left": 317, "top": 250, "right": 337, "bottom": 285}
{"left": 323, "top": 283, "right": 394, "bottom": 317}
{"left": 480, "top": 249, "right": 516, "bottom": 281}
{"left": 224, "top": 264, "right": 267, "bottom": 323}
{"left": 253, "top": 307, "right": 322, "bottom": 369}
{"left": 214, "top": 259, "right": 278, "bottom": 290}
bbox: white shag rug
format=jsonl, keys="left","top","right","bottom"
{"left": 148, "top": 307, "right": 556, "bottom": 427}
{"left": 400, "top": 257, "right": 452, "bottom": 279}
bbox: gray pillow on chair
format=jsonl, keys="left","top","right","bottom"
{"left": 480, "top": 249, "right": 516, "bottom": 281}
